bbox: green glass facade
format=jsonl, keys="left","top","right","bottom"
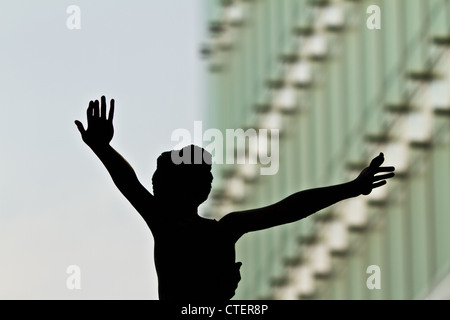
{"left": 202, "top": 0, "right": 450, "bottom": 299}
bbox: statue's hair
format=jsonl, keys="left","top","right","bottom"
{"left": 152, "top": 145, "right": 213, "bottom": 205}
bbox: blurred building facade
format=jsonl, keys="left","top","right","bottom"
{"left": 201, "top": 0, "right": 450, "bottom": 299}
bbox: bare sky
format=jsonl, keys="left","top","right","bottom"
{"left": 0, "top": 0, "right": 206, "bottom": 299}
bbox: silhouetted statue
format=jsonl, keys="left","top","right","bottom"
{"left": 75, "top": 96, "right": 395, "bottom": 300}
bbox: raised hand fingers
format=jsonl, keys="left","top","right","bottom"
{"left": 74, "top": 120, "right": 85, "bottom": 134}
{"left": 101, "top": 96, "right": 107, "bottom": 120}
{"left": 87, "top": 96, "right": 114, "bottom": 121}
{"left": 87, "top": 100, "right": 94, "bottom": 121}
{"left": 93, "top": 100, "right": 100, "bottom": 118}
{"left": 108, "top": 98, "right": 115, "bottom": 123}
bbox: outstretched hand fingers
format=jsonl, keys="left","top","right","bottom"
{"left": 372, "top": 180, "right": 387, "bottom": 189}
{"left": 373, "top": 172, "right": 395, "bottom": 182}
{"left": 369, "top": 152, "right": 384, "bottom": 168}
{"left": 375, "top": 166, "right": 395, "bottom": 173}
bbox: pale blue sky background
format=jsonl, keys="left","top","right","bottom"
{"left": 0, "top": 0, "right": 206, "bottom": 299}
